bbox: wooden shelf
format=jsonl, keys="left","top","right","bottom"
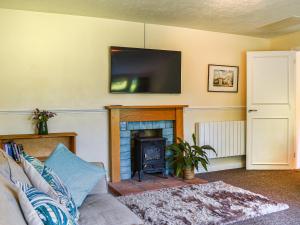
{"left": 0, "top": 132, "right": 77, "bottom": 161}
{"left": 0, "top": 132, "right": 77, "bottom": 140}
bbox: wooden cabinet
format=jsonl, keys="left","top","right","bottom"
{"left": 0, "top": 132, "right": 77, "bottom": 161}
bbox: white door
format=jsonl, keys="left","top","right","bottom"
{"left": 247, "top": 51, "right": 295, "bottom": 170}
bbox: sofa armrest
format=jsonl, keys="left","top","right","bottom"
{"left": 89, "top": 162, "right": 108, "bottom": 195}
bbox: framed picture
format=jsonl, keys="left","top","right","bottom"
{"left": 208, "top": 64, "right": 239, "bottom": 93}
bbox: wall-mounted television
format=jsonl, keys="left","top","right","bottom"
{"left": 110, "top": 46, "right": 181, "bottom": 93}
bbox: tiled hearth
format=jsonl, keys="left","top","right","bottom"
{"left": 109, "top": 174, "right": 208, "bottom": 196}
{"left": 120, "top": 120, "right": 174, "bottom": 180}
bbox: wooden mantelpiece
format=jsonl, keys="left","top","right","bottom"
{"left": 105, "top": 105, "right": 188, "bottom": 183}
{"left": 106, "top": 105, "right": 188, "bottom": 109}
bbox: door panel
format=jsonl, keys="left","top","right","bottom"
{"left": 247, "top": 51, "right": 295, "bottom": 170}
{"left": 252, "top": 56, "right": 289, "bottom": 104}
{"left": 251, "top": 118, "right": 289, "bottom": 165}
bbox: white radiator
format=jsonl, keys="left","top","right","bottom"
{"left": 196, "top": 121, "right": 246, "bottom": 159}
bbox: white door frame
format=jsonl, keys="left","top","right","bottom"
{"left": 295, "top": 51, "right": 300, "bottom": 169}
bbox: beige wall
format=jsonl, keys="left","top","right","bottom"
{"left": 270, "top": 31, "right": 300, "bottom": 50}
{"left": 0, "top": 8, "right": 270, "bottom": 175}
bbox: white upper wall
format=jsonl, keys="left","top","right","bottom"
{"left": 0, "top": 8, "right": 270, "bottom": 111}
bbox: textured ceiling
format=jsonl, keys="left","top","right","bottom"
{"left": 1, "top": 0, "right": 300, "bottom": 37}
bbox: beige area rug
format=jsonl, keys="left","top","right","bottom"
{"left": 118, "top": 181, "right": 288, "bottom": 225}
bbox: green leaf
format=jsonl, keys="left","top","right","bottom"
{"left": 192, "top": 133, "right": 197, "bottom": 146}
{"left": 167, "top": 135, "right": 215, "bottom": 175}
{"left": 201, "top": 145, "right": 217, "bottom": 154}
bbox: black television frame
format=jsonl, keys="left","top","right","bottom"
{"left": 109, "top": 46, "right": 182, "bottom": 94}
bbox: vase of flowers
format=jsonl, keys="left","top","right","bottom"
{"left": 32, "top": 108, "right": 56, "bottom": 135}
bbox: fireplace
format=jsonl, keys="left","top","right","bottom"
{"left": 133, "top": 136, "right": 166, "bottom": 181}
{"left": 120, "top": 122, "right": 173, "bottom": 180}
{"left": 105, "top": 105, "right": 188, "bottom": 182}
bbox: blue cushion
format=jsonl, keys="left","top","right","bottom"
{"left": 22, "top": 152, "right": 79, "bottom": 221}
{"left": 14, "top": 180, "right": 77, "bottom": 225}
{"left": 45, "top": 144, "right": 106, "bottom": 207}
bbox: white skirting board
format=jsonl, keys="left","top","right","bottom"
{"left": 195, "top": 156, "right": 246, "bottom": 173}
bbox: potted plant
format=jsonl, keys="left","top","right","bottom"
{"left": 32, "top": 108, "right": 56, "bottom": 135}
{"left": 167, "top": 134, "right": 216, "bottom": 180}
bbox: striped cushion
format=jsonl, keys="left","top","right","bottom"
{"left": 14, "top": 180, "right": 77, "bottom": 225}
{"left": 22, "top": 152, "right": 79, "bottom": 221}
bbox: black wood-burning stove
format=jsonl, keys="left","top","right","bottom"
{"left": 132, "top": 137, "right": 166, "bottom": 181}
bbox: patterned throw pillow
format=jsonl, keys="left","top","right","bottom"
{"left": 22, "top": 152, "right": 79, "bottom": 221}
{"left": 14, "top": 180, "right": 77, "bottom": 225}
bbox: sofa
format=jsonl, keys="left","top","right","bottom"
{"left": 0, "top": 151, "right": 143, "bottom": 225}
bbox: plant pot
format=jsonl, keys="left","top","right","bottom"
{"left": 183, "top": 167, "right": 195, "bottom": 180}
{"left": 38, "top": 121, "right": 48, "bottom": 135}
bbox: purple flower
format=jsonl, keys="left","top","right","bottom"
{"left": 32, "top": 108, "right": 57, "bottom": 122}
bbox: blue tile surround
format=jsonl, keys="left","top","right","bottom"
{"left": 120, "top": 120, "right": 174, "bottom": 180}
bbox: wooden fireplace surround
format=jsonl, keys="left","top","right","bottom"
{"left": 105, "top": 105, "right": 188, "bottom": 183}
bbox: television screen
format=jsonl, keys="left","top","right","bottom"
{"left": 110, "top": 47, "right": 181, "bottom": 93}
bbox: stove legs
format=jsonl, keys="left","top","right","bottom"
{"left": 138, "top": 170, "right": 143, "bottom": 182}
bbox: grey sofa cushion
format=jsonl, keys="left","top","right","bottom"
{"left": 89, "top": 162, "right": 108, "bottom": 195}
{"left": 0, "top": 151, "right": 30, "bottom": 225}
{"left": 0, "top": 154, "right": 141, "bottom": 225}
{"left": 0, "top": 174, "right": 27, "bottom": 225}
{"left": 79, "top": 193, "right": 143, "bottom": 225}
{"left": 0, "top": 150, "right": 31, "bottom": 185}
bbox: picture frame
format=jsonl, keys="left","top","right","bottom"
{"left": 208, "top": 64, "right": 239, "bottom": 93}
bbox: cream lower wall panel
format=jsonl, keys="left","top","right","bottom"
{"left": 184, "top": 109, "right": 246, "bottom": 173}
{"left": 0, "top": 108, "right": 246, "bottom": 177}
{"left": 184, "top": 108, "right": 245, "bottom": 143}
{"left": 0, "top": 112, "right": 109, "bottom": 170}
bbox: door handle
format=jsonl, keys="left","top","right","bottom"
{"left": 248, "top": 109, "right": 258, "bottom": 113}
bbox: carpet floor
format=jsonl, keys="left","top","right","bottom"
{"left": 199, "top": 169, "right": 300, "bottom": 225}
